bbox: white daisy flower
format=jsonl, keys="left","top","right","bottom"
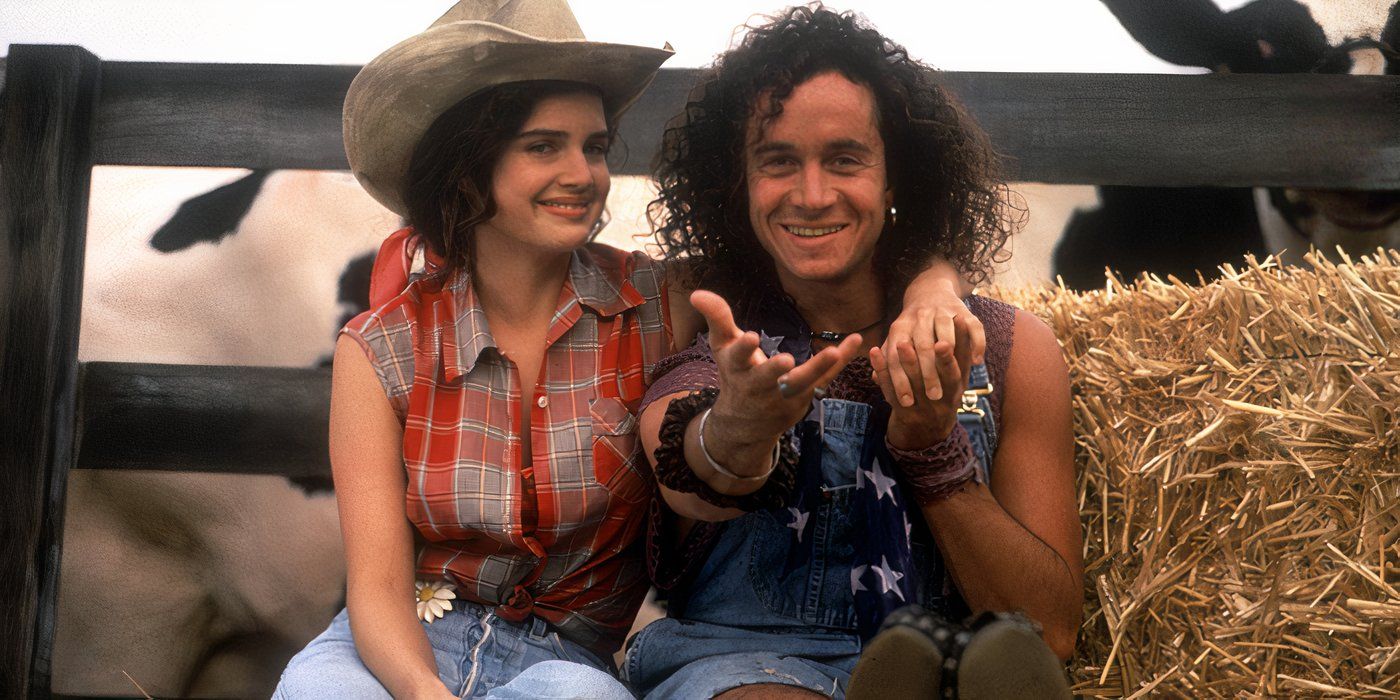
{"left": 415, "top": 579, "right": 456, "bottom": 623}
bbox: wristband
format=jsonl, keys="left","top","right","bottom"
{"left": 886, "top": 423, "right": 979, "bottom": 506}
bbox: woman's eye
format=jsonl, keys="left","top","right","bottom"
{"left": 527, "top": 142, "right": 556, "bottom": 154}
{"left": 585, "top": 142, "right": 610, "bottom": 156}
{"left": 831, "top": 155, "right": 864, "bottom": 170}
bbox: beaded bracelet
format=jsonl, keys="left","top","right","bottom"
{"left": 653, "top": 388, "right": 798, "bottom": 511}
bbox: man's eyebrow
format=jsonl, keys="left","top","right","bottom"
{"left": 750, "top": 141, "right": 796, "bottom": 157}
{"left": 825, "top": 138, "right": 875, "bottom": 155}
{"left": 749, "top": 139, "right": 877, "bottom": 157}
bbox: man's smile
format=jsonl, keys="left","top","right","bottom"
{"left": 782, "top": 223, "right": 847, "bottom": 238}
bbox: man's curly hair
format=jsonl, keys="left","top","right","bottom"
{"left": 650, "top": 4, "right": 1021, "bottom": 309}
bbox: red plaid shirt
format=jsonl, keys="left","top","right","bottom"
{"left": 342, "top": 231, "right": 670, "bottom": 654}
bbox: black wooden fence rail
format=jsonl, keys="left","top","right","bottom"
{"left": 3, "top": 43, "right": 1399, "bottom": 698}
{"left": 87, "top": 61, "right": 1400, "bottom": 188}
{"left": 76, "top": 363, "right": 333, "bottom": 477}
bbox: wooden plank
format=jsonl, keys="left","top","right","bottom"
{"left": 89, "top": 59, "right": 1400, "bottom": 188}
{"left": 95, "top": 61, "right": 359, "bottom": 171}
{"left": 75, "top": 362, "right": 332, "bottom": 479}
{"left": 0, "top": 45, "right": 102, "bottom": 700}
{"left": 941, "top": 71, "right": 1400, "bottom": 189}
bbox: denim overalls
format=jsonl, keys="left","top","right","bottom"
{"left": 625, "top": 366, "right": 998, "bottom": 699}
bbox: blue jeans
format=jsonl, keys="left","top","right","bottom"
{"left": 625, "top": 400, "right": 877, "bottom": 699}
{"left": 274, "top": 603, "right": 633, "bottom": 699}
{"left": 624, "top": 617, "right": 858, "bottom": 698}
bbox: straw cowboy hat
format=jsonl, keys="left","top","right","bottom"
{"left": 343, "top": 0, "right": 673, "bottom": 216}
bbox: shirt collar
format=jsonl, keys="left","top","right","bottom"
{"left": 568, "top": 244, "right": 646, "bottom": 317}
{"left": 439, "top": 246, "right": 646, "bottom": 382}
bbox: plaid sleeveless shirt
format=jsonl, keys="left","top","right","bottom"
{"left": 342, "top": 234, "right": 670, "bottom": 654}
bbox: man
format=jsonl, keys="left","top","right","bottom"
{"left": 625, "top": 5, "right": 1082, "bottom": 698}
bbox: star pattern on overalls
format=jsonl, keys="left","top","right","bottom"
{"left": 787, "top": 506, "right": 810, "bottom": 543}
{"left": 859, "top": 461, "right": 899, "bottom": 503}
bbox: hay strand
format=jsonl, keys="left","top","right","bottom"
{"left": 991, "top": 249, "right": 1400, "bottom": 697}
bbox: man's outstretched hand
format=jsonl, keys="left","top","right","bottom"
{"left": 691, "top": 290, "right": 863, "bottom": 473}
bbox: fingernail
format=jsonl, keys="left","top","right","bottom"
{"left": 900, "top": 393, "right": 913, "bottom": 407}
{"left": 778, "top": 381, "right": 793, "bottom": 398}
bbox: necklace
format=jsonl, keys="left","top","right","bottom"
{"left": 811, "top": 316, "right": 885, "bottom": 343}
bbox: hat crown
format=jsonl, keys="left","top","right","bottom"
{"left": 431, "top": 0, "right": 586, "bottom": 41}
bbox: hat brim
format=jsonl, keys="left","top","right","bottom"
{"left": 344, "top": 22, "right": 672, "bottom": 217}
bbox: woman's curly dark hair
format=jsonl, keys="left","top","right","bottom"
{"left": 650, "top": 4, "right": 1022, "bottom": 309}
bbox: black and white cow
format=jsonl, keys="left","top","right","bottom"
{"left": 54, "top": 167, "right": 395, "bottom": 697}
{"left": 1054, "top": 0, "right": 1400, "bottom": 289}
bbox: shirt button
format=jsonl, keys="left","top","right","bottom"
{"left": 536, "top": 395, "right": 549, "bottom": 408}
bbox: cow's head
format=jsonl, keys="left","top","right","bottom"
{"left": 1101, "top": 0, "right": 1400, "bottom": 258}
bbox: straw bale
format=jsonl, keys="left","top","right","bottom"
{"left": 988, "top": 249, "right": 1399, "bottom": 698}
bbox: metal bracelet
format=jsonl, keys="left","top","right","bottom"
{"left": 696, "top": 408, "right": 778, "bottom": 483}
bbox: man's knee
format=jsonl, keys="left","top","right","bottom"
{"left": 714, "top": 684, "right": 827, "bottom": 700}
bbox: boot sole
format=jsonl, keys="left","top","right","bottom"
{"left": 956, "top": 618, "right": 1070, "bottom": 700}
{"left": 847, "top": 625, "right": 944, "bottom": 700}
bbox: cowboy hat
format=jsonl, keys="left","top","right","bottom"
{"left": 343, "top": 0, "right": 673, "bottom": 216}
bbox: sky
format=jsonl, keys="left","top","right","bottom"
{"left": 0, "top": 0, "right": 1226, "bottom": 73}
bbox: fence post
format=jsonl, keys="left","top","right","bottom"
{"left": 0, "top": 44, "right": 102, "bottom": 699}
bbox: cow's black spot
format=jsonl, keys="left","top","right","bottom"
{"left": 312, "top": 252, "right": 377, "bottom": 370}
{"left": 336, "top": 252, "right": 375, "bottom": 330}
{"left": 1052, "top": 186, "right": 1266, "bottom": 291}
{"left": 1099, "top": 0, "right": 1331, "bottom": 73}
{"left": 1384, "top": 3, "right": 1400, "bottom": 75}
{"left": 304, "top": 252, "right": 373, "bottom": 491}
{"left": 286, "top": 474, "right": 336, "bottom": 495}
{"left": 1099, "top": 0, "right": 1243, "bottom": 69}
{"left": 300, "top": 254, "right": 376, "bottom": 489}
{"left": 149, "top": 169, "right": 271, "bottom": 252}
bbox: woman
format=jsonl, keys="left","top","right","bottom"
{"left": 625, "top": 6, "right": 1082, "bottom": 699}
{"left": 275, "top": 2, "right": 978, "bottom": 698}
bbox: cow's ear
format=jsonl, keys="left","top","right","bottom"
{"left": 1224, "top": 0, "right": 1331, "bottom": 73}
{"left": 149, "top": 169, "right": 271, "bottom": 252}
{"left": 1099, "top": 0, "right": 1246, "bottom": 70}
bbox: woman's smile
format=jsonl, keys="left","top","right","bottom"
{"left": 538, "top": 197, "right": 595, "bottom": 219}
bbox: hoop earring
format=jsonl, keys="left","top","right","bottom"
{"left": 589, "top": 210, "right": 608, "bottom": 241}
